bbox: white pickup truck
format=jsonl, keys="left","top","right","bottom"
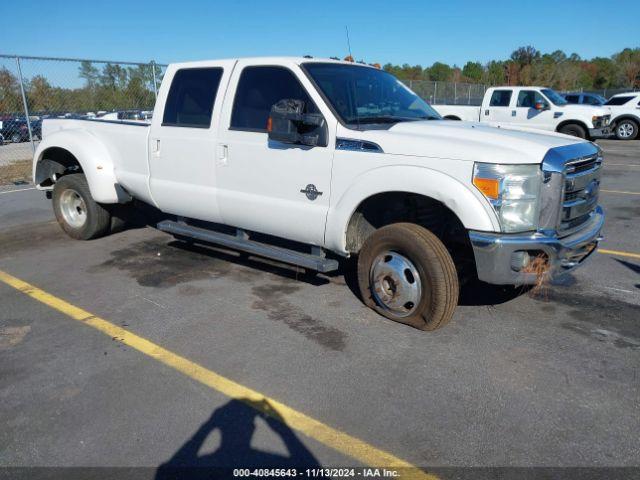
{"left": 436, "top": 86, "right": 612, "bottom": 140}
{"left": 32, "top": 57, "right": 605, "bottom": 331}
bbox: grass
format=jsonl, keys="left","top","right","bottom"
{"left": 0, "top": 160, "right": 32, "bottom": 186}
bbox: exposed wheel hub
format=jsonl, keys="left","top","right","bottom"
{"left": 370, "top": 251, "right": 422, "bottom": 317}
{"left": 59, "top": 188, "right": 87, "bottom": 228}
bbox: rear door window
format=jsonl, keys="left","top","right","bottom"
{"left": 565, "top": 95, "right": 580, "bottom": 103}
{"left": 162, "top": 68, "right": 224, "bottom": 128}
{"left": 489, "top": 90, "right": 512, "bottom": 107}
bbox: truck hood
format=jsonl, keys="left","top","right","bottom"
{"left": 347, "top": 120, "right": 588, "bottom": 164}
{"left": 554, "top": 104, "right": 610, "bottom": 116}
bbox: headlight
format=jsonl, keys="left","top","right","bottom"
{"left": 473, "top": 163, "right": 542, "bottom": 233}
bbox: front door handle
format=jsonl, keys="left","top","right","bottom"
{"left": 151, "top": 138, "right": 161, "bottom": 158}
{"left": 217, "top": 144, "right": 228, "bottom": 166}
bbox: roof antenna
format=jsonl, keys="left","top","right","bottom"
{"left": 345, "top": 26, "right": 353, "bottom": 62}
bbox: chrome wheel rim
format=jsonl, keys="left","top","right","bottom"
{"left": 59, "top": 188, "right": 87, "bottom": 228}
{"left": 370, "top": 251, "right": 422, "bottom": 317}
{"left": 618, "top": 123, "right": 634, "bottom": 138}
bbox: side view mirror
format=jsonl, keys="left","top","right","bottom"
{"left": 267, "top": 99, "right": 327, "bottom": 147}
{"left": 534, "top": 102, "right": 549, "bottom": 111}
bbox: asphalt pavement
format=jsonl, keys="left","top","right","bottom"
{"left": 0, "top": 140, "right": 638, "bottom": 476}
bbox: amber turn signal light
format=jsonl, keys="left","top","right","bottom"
{"left": 473, "top": 177, "right": 500, "bottom": 199}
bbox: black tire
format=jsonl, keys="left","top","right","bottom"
{"left": 559, "top": 123, "right": 587, "bottom": 139}
{"left": 357, "top": 223, "right": 459, "bottom": 331}
{"left": 11, "top": 133, "right": 22, "bottom": 143}
{"left": 614, "top": 119, "right": 638, "bottom": 141}
{"left": 52, "top": 174, "right": 111, "bottom": 240}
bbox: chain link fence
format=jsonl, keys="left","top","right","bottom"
{"left": 0, "top": 54, "right": 166, "bottom": 186}
{"left": 2, "top": 54, "right": 637, "bottom": 187}
{"left": 405, "top": 80, "right": 489, "bottom": 106}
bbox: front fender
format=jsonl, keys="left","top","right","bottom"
{"left": 33, "top": 129, "right": 124, "bottom": 203}
{"left": 324, "top": 165, "right": 500, "bottom": 254}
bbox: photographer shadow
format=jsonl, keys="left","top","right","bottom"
{"left": 155, "top": 398, "right": 321, "bottom": 480}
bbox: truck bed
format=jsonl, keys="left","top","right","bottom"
{"left": 42, "top": 118, "right": 151, "bottom": 202}
{"left": 433, "top": 105, "right": 481, "bottom": 122}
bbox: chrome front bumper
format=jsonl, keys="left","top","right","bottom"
{"left": 469, "top": 206, "right": 605, "bottom": 285}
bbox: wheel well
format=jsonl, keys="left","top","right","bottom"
{"left": 613, "top": 115, "right": 639, "bottom": 126}
{"left": 345, "top": 192, "right": 476, "bottom": 280}
{"left": 444, "top": 115, "right": 461, "bottom": 121}
{"left": 346, "top": 192, "right": 466, "bottom": 251}
{"left": 556, "top": 120, "right": 589, "bottom": 134}
{"left": 35, "top": 147, "right": 83, "bottom": 187}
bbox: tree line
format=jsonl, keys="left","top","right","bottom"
{"left": 1, "top": 46, "right": 638, "bottom": 116}
{"left": 0, "top": 60, "right": 159, "bottom": 115}
{"left": 381, "top": 46, "right": 640, "bottom": 90}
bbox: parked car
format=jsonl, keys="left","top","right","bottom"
{"left": 31, "top": 57, "right": 605, "bottom": 330}
{"left": 0, "top": 117, "right": 42, "bottom": 143}
{"left": 435, "top": 86, "right": 611, "bottom": 139}
{"left": 603, "top": 92, "right": 640, "bottom": 140}
{"left": 562, "top": 92, "right": 607, "bottom": 106}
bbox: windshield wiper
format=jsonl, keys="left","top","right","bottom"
{"left": 349, "top": 116, "right": 406, "bottom": 124}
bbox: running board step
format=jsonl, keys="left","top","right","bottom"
{"left": 157, "top": 220, "right": 339, "bottom": 273}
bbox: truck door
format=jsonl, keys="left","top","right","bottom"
{"left": 148, "top": 60, "right": 236, "bottom": 221}
{"left": 215, "top": 60, "right": 336, "bottom": 246}
{"left": 512, "top": 89, "right": 555, "bottom": 131}
{"left": 481, "top": 89, "right": 514, "bottom": 126}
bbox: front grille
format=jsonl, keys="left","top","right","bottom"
{"left": 559, "top": 153, "right": 602, "bottom": 235}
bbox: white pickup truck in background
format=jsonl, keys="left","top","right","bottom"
{"left": 32, "top": 57, "right": 605, "bottom": 331}
{"left": 435, "top": 86, "right": 612, "bottom": 140}
{"left": 604, "top": 92, "right": 640, "bottom": 140}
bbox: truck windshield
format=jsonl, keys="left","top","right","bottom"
{"left": 541, "top": 89, "right": 568, "bottom": 106}
{"left": 303, "top": 63, "right": 441, "bottom": 126}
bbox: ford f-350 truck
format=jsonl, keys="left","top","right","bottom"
{"left": 435, "top": 86, "right": 612, "bottom": 140}
{"left": 32, "top": 57, "right": 605, "bottom": 330}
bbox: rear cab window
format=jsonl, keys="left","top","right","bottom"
{"left": 489, "top": 90, "right": 512, "bottom": 107}
{"left": 162, "top": 68, "right": 224, "bottom": 128}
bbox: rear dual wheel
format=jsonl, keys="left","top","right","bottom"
{"left": 357, "top": 223, "right": 459, "bottom": 331}
{"left": 52, "top": 174, "right": 112, "bottom": 240}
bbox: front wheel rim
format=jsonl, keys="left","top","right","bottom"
{"left": 370, "top": 251, "right": 423, "bottom": 317}
{"left": 618, "top": 123, "right": 634, "bottom": 138}
{"left": 59, "top": 188, "right": 88, "bottom": 228}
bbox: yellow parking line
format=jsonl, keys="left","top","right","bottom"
{"left": 0, "top": 269, "right": 436, "bottom": 480}
{"left": 600, "top": 189, "right": 640, "bottom": 195}
{"left": 599, "top": 249, "right": 640, "bottom": 260}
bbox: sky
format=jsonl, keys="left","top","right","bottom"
{"left": 1, "top": 0, "right": 639, "bottom": 67}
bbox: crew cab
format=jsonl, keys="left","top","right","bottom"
{"left": 32, "top": 57, "right": 605, "bottom": 331}
{"left": 603, "top": 92, "right": 640, "bottom": 140}
{"left": 435, "top": 86, "right": 612, "bottom": 140}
